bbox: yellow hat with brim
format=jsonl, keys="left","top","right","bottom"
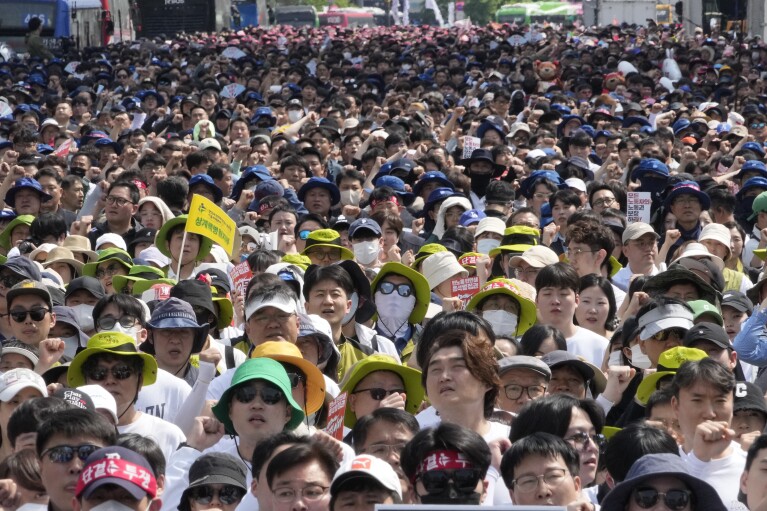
{"left": 112, "top": 265, "right": 167, "bottom": 294}
{"left": 489, "top": 244, "right": 536, "bottom": 259}
{"left": 755, "top": 248, "right": 767, "bottom": 261}
{"left": 82, "top": 248, "right": 134, "bottom": 277}
{"left": 609, "top": 256, "right": 622, "bottom": 277}
{"left": 300, "top": 229, "right": 354, "bottom": 261}
{"left": 250, "top": 341, "right": 326, "bottom": 415}
{"left": 339, "top": 354, "right": 424, "bottom": 428}
{"left": 212, "top": 288, "right": 234, "bottom": 330}
{"left": 466, "top": 278, "right": 538, "bottom": 336}
{"left": 132, "top": 278, "right": 178, "bottom": 297}
{"left": 371, "top": 262, "right": 430, "bottom": 324}
{"left": 67, "top": 331, "right": 158, "bottom": 387}
{"left": 281, "top": 254, "right": 312, "bottom": 270}
{"left": 0, "top": 215, "right": 34, "bottom": 250}
{"left": 635, "top": 346, "right": 708, "bottom": 404}
{"left": 458, "top": 252, "right": 482, "bottom": 270}
{"left": 155, "top": 215, "right": 214, "bottom": 261}
{"left": 603, "top": 426, "right": 621, "bottom": 440}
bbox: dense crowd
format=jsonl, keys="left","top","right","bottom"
{"left": 0, "top": 15, "right": 766, "bottom": 511}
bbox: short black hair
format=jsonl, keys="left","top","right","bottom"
{"left": 511, "top": 394, "right": 605, "bottom": 442}
{"left": 519, "top": 325, "right": 567, "bottom": 356}
{"left": 745, "top": 434, "right": 767, "bottom": 470}
{"left": 251, "top": 432, "right": 307, "bottom": 479}
{"left": 36, "top": 409, "right": 116, "bottom": 457}
{"left": 535, "top": 262, "right": 580, "bottom": 293}
{"left": 266, "top": 442, "right": 339, "bottom": 488}
{"left": 670, "top": 358, "right": 735, "bottom": 398}
{"left": 550, "top": 189, "right": 582, "bottom": 209}
{"left": 30, "top": 213, "right": 67, "bottom": 243}
{"left": 8, "top": 397, "right": 73, "bottom": 449}
{"left": 415, "top": 310, "right": 496, "bottom": 369}
{"left": 602, "top": 424, "right": 678, "bottom": 482}
{"left": 109, "top": 179, "right": 140, "bottom": 205}
{"left": 116, "top": 433, "right": 166, "bottom": 477}
{"left": 401, "top": 423, "right": 490, "bottom": 483}
{"left": 500, "top": 432, "right": 580, "bottom": 488}
{"left": 303, "top": 264, "right": 354, "bottom": 299}
{"left": 351, "top": 408, "right": 419, "bottom": 453}
{"left": 93, "top": 294, "right": 146, "bottom": 327}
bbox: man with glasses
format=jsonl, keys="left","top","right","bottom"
{"left": 37, "top": 409, "right": 117, "bottom": 511}
{"left": 300, "top": 229, "right": 354, "bottom": 266}
{"left": 67, "top": 330, "right": 186, "bottom": 462}
{"left": 635, "top": 298, "right": 695, "bottom": 369}
{"left": 509, "top": 246, "right": 559, "bottom": 287}
{"left": 0, "top": 256, "right": 42, "bottom": 341}
{"left": 501, "top": 432, "right": 590, "bottom": 508}
{"left": 6, "top": 280, "right": 56, "bottom": 348}
{"left": 497, "top": 356, "right": 551, "bottom": 414}
{"left": 87, "top": 180, "right": 143, "bottom": 250}
{"left": 613, "top": 222, "right": 660, "bottom": 291}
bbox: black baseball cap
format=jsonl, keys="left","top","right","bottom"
{"left": 0, "top": 256, "right": 41, "bottom": 282}
{"left": 722, "top": 291, "right": 754, "bottom": 314}
{"left": 734, "top": 381, "right": 767, "bottom": 415}
{"left": 682, "top": 322, "right": 731, "bottom": 351}
{"left": 65, "top": 276, "right": 106, "bottom": 301}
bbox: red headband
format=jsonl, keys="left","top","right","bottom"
{"left": 371, "top": 195, "right": 399, "bottom": 210}
{"left": 76, "top": 458, "right": 157, "bottom": 498}
{"left": 415, "top": 450, "right": 475, "bottom": 482}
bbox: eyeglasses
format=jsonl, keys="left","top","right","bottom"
{"left": 533, "top": 192, "right": 552, "bottom": 200}
{"left": 632, "top": 488, "right": 691, "bottom": 510}
{"left": 564, "top": 432, "right": 605, "bottom": 451}
{"left": 286, "top": 371, "right": 306, "bottom": 389}
{"left": 8, "top": 307, "right": 49, "bottom": 323}
{"left": 418, "top": 469, "right": 483, "bottom": 495}
{"left": 751, "top": 123, "right": 766, "bottom": 130}
{"left": 188, "top": 485, "right": 246, "bottom": 505}
{"left": 361, "top": 442, "right": 407, "bottom": 458}
{"left": 511, "top": 468, "right": 568, "bottom": 493}
{"left": 85, "top": 364, "right": 135, "bottom": 382}
{"left": 0, "top": 275, "right": 23, "bottom": 289}
{"left": 377, "top": 282, "right": 413, "bottom": 297}
{"left": 95, "top": 265, "right": 125, "bottom": 279}
{"left": 41, "top": 444, "right": 100, "bottom": 463}
{"left": 105, "top": 195, "right": 134, "bottom": 207}
{"left": 307, "top": 249, "right": 341, "bottom": 261}
{"left": 96, "top": 315, "right": 138, "bottom": 331}
{"left": 233, "top": 383, "right": 284, "bottom": 405}
{"left": 592, "top": 197, "right": 616, "bottom": 208}
{"left": 650, "top": 328, "right": 686, "bottom": 342}
{"left": 569, "top": 247, "right": 597, "bottom": 256}
{"left": 512, "top": 267, "right": 540, "bottom": 277}
{"left": 272, "top": 485, "right": 328, "bottom": 503}
{"left": 628, "top": 239, "right": 656, "bottom": 250}
{"left": 351, "top": 388, "right": 405, "bottom": 400}
{"left": 503, "top": 384, "right": 546, "bottom": 400}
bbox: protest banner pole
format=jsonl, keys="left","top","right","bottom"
{"left": 176, "top": 231, "right": 188, "bottom": 279}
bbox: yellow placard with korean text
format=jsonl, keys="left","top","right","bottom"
{"left": 186, "top": 194, "right": 236, "bottom": 257}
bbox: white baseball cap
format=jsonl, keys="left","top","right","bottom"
{"left": 0, "top": 369, "right": 47, "bottom": 402}
{"left": 95, "top": 233, "right": 128, "bottom": 251}
{"left": 78, "top": 385, "right": 118, "bottom": 424}
{"left": 245, "top": 293, "right": 298, "bottom": 321}
{"left": 474, "top": 217, "right": 506, "bottom": 239}
{"left": 331, "top": 455, "right": 402, "bottom": 502}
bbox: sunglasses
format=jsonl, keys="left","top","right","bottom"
{"left": 188, "top": 485, "right": 245, "bottom": 505}
{"left": 233, "top": 383, "right": 284, "bottom": 405}
{"left": 299, "top": 230, "right": 311, "bottom": 240}
{"left": 419, "top": 469, "right": 483, "bottom": 495}
{"left": 286, "top": 371, "right": 306, "bottom": 389}
{"left": 651, "top": 328, "right": 686, "bottom": 342}
{"left": 8, "top": 307, "right": 49, "bottom": 323}
{"left": 378, "top": 281, "right": 413, "bottom": 297}
{"left": 85, "top": 364, "right": 135, "bottom": 382}
{"left": 351, "top": 388, "right": 405, "bottom": 400}
{"left": 96, "top": 315, "right": 138, "bottom": 331}
{"left": 632, "top": 488, "right": 691, "bottom": 510}
{"left": 751, "top": 123, "right": 766, "bottom": 130}
{"left": 41, "top": 444, "right": 100, "bottom": 463}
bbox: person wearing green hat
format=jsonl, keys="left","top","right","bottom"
{"left": 467, "top": 278, "right": 537, "bottom": 338}
{"left": 744, "top": 190, "right": 767, "bottom": 269}
{"left": 207, "top": 358, "right": 304, "bottom": 464}
{"left": 112, "top": 265, "right": 168, "bottom": 295}
{"left": 300, "top": 229, "right": 354, "bottom": 266}
{"left": 82, "top": 247, "right": 133, "bottom": 295}
{"left": 0, "top": 214, "right": 34, "bottom": 253}
{"left": 156, "top": 215, "right": 214, "bottom": 280}
{"left": 370, "top": 263, "right": 430, "bottom": 362}
{"left": 67, "top": 331, "right": 185, "bottom": 461}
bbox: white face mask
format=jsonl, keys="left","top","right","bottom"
{"left": 102, "top": 323, "right": 142, "bottom": 341}
{"left": 476, "top": 238, "right": 501, "bottom": 255}
{"left": 630, "top": 344, "right": 652, "bottom": 369}
{"left": 71, "top": 304, "right": 95, "bottom": 332}
{"left": 340, "top": 189, "right": 361, "bottom": 207}
{"left": 607, "top": 350, "right": 623, "bottom": 367}
{"left": 61, "top": 335, "right": 81, "bottom": 359}
{"left": 90, "top": 501, "right": 144, "bottom": 511}
{"left": 353, "top": 240, "right": 380, "bottom": 265}
{"left": 482, "top": 310, "right": 518, "bottom": 336}
{"left": 288, "top": 109, "right": 303, "bottom": 123}
{"left": 375, "top": 290, "right": 415, "bottom": 338}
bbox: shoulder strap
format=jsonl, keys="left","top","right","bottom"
{"left": 225, "top": 345, "right": 235, "bottom": 369}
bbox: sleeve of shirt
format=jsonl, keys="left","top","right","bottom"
{"left": 160, "top": 446, "right": 202, "bottom": 511}
{"left": 733, "top": 308, "right": 767, "bottom": 366}
{"left": 173, "top": 361, "right": 216, "bottom": 436}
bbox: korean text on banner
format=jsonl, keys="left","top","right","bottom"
{"left": 626, "top": 191, "right": 652, "bottom": 224}
{"left": 186, "top": 194, "right": 237, "bottom": 257}
{"left": 325, "top": 391, "right": 348, "bottom": 441}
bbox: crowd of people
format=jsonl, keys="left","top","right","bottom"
{"left": 0, "top": 14, "right": 766, "bottom": 511}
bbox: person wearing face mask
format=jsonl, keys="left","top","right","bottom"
{"left": 421, "top": 252, "right": 468, "bottom": 310}
{"left": 630, "top": 158, "right": 669, "bottom": 216}
{"left": 401, "top": 423, "right": 491, "bottom": 505}
{"left": 50, "top": 306, "right": 91, "bottom": 359}
{"left": 460, "top": 148, "right": 507, "bottom": 209}
{"left": 467, "top": 278, "right": 537, "bottom": 339}
{"left": 64, "top": 277, "right": 106, "bottom": 336}
{"left": 285, "top": 99, "right": 305, "bottom": 124}
{"left": 92, "top": 294, "right": 192, "bottom": 424}
{"left": 73, "top": 446, "right": 161, "bottom": 511}
{"left": 348, "top": 218, "right": 383, "bottom": 270}
{"left": 473, "top": 217, "right": 505, "bottom": 256}
{"left": 370, "top": 263, "right": 430, "bottom": 361}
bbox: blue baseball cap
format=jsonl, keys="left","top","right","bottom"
{"left": 372, "top": 175, "right": 415, "bottom": 205}
{"left": 631, "top": 158, "right": 670, "bottom": 182}
{"left": 419, "top": 187, "right": 465, "bottom": 217}
{"left": 742, "top": 141, "right": 766, "bottom": 157}
{"left": 349, "top": 218, "right": 382, "bottom": 239}
{"left": 737, "top": 176, "right": 767, "bottom": 200}
{"left": 460, "top": 209, "right": 486, "bottom": 227}
{"left": 189, "top": 174, "right": 223, "bottom": 203}
{"left": 413, "top": 171, "right": 454, "bottom": 197}
{"left": 737, "top": 160, "right": 767, "bottom": 181}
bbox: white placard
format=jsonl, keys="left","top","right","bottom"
{"left": 627, "top": 191, "right": 652, "bottom": 224}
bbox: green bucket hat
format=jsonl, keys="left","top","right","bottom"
{"left": 0, "top": 215, "right": 34, "bottom": 250}
{"left": 488, "top": 225, "right": 540, "bottom": 258}
{"left": 82, "top": 248, "right": 134, "bottom": 277}
{"left": 155, "top": 215, "right": 214, "bottom": 261}
{"left": 371, "top": 262, "right": 430, "bottom": 324}
{"left": 67, "top": 331, "right": 158, "bottom": 387}
{"left": 635, "top": 347, "right": 708, "bottom": 404}
{"left": 412, "top": 243, "right": 447, "bottom": 269}
{"left": 339, "top": 354, "right": 423, "bottom": 428}
{"left": 132, "top": 278, "right": 178, "bottom": 297}
{"left": 212, "top": 358, "right": 305, "bottom": 434}
{"left": 300, "top": 229, "right": 354, "bottom": 260}
{"left": 112, "top": 265, "right": 167, "bottom": 294}
{"left": 212, "top": 288, "right": 234, "bottom": 331}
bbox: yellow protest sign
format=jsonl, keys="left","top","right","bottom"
{"left": 186, "top": 194, "right": 236, "bottom": 257}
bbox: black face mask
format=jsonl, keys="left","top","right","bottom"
{"left": 419, "top": 485, "right": 482, "bottom": 505}
{"left": 736, "top": 195, "right": 757, "bottom": 226}
{"left": 469, "top": 173, "right": 492, "bottom": 198}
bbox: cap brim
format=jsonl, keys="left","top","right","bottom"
{"left": 639, "top": 317, "right": 694, "bottom": 341}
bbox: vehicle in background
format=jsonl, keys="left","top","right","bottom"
{"left": 132, "top": 0, "right": 231, "bottom": 38}
{"left": 656, "top": 3, "right": 673, "bottom": 24}
{"left": 319, "top": 9, "right": 376, "bottom": 27}
{"left": 495, "top": 2, "right": 582, "bottom": 24}
{"left": 274, "top": 5, "right": 319, "bottom": 27}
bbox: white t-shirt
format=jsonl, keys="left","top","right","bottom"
{"left": 567, "top": 327, "right": 609, "bottom": 367}
{"left": 135, "top": 368, "right": 192, "bottom": 423}
{"left": 118, "top": 412, "right": 186, "bottom": 462}
{"left": 681, "top": 442, "right": 748, "bottom": 511}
